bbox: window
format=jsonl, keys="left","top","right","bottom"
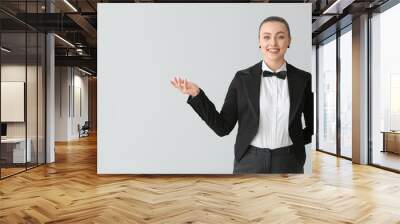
{"left": 318, "top": 36, "right": 337, "bottom": 154}
{"left": 339, "top": 28, "right": 352, "bottom": 158}
{"left": 370, "top": 2, "right": 400, "bottom": 171}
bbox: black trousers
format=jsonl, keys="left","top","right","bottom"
{"left": 233, "top": 145, "right": 304, "bottom": 174}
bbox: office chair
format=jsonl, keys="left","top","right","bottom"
{"left": 79, "top": 121, "right": 90, "bottom": 138}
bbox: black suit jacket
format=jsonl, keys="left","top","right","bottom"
{"left": 187, "top": 61, "right": 314, "bottom": 166}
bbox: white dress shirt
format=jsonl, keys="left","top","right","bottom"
{"left": 249, "top": 60, "right": 293, "bottom": 149}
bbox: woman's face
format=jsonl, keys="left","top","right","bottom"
{"left": 258, "top": 21, "right": 291, "bottom": 62}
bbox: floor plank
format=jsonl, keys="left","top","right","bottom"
{"left": 0, "top": 134, "right": 400, "bottom": 223}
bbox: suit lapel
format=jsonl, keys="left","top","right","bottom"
{"left": 245, "top": 61, "right": 305, "bottom": 126}
{"left": 246, "top": 61, "right": 262, "bottom": 119}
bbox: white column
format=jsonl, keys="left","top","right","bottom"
{"left": 46, "top": 1, "right": 56, "bottom": 163}
{"left": 352, "top": 14, "right": 369, "bottom": 164}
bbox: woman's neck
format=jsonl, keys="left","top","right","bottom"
{"left": 264, "top": 58, "right": 285, "bottom": 72}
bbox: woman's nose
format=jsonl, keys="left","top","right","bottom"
{"left": 269, "top": 38, "right": 277, "bottom": 46}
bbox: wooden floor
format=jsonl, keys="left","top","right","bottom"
{"left": 1, "top": 134, "right": 400, "bottom": 224}
{"left": 0, "top": 167, "right": 26, "bottom": 178}
{"left": 372, "top": 150, "right": 400, "bottom": 171}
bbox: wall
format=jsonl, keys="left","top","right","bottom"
{"left": 1, "top": 64, "right": 42, "bottom": 137}
{"left": 55, "top": 67, "right": 89, "bottom": 141}
{"left": 98, "top": 3, "right": 313, "bottom": 174}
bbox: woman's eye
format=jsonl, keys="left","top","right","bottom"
{"left": 278, "top": 36, "right": 285, "bottom": 39}
{"left": 264, "top": 36, "right": 270, "bottom": 39}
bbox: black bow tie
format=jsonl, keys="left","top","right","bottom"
{"left": 262, "top": 70, "right": 287, "bottom": 80}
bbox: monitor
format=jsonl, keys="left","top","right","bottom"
{"left": 1, "top": 123, "right": 7, "bottom": 137}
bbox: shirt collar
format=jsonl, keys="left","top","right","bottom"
{"left": 262, "top": 60, "right": 287, "bottom": 73}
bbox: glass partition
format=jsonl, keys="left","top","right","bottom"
{"left": 317, "top": 36, "right": 337, "bottom": 155}
{"left": 27, "top": 31, "right": 38, "bottom": 169}
{"left": 38, "top": 32, "right": 45, "bottom": 165}
{"left": 339, "top": 27, "right": 352, "bottom": 158}
{"left": 0, "top": 1, "right": 46, "bottom": 179}
{"left": 1, "top": 31, "right": 28, "bottom": 177}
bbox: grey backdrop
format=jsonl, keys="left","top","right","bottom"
{"left": 98, "top": 3, "right": 312, "bottom": 174}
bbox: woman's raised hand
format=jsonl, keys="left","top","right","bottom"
{"left": 171, "top": 76, "right": 200, "bottom": 97}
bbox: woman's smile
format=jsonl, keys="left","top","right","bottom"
{"left": 267, "top": 48, "right": 280, "bottom": 54}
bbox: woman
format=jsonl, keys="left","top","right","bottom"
{"left": 171, "top": 16, "right": 313, "bottom": 174}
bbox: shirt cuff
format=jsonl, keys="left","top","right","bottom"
{"left": 187, "top": 88, "right": 203, "bottom": 104}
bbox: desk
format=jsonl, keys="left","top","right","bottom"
{"left": 1, "top": 138, "right": 32, "bottom": 163}
{"left": 381, "top": 131, "right": 400, "bottom": 154}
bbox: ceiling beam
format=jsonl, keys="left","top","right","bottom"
{"left": 67, "top": 13, "right": 97, "bottom": 46}
{"left": 55, "top": 55, "right": 96, "bottom": 71}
